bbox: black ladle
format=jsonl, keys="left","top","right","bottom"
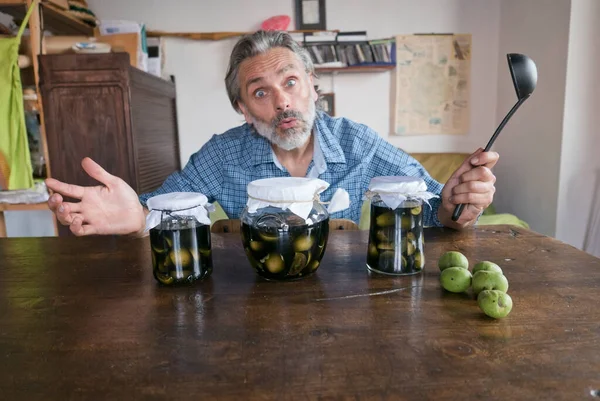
{"left": 452, "top": 53, "right": 538, "bottom": 222}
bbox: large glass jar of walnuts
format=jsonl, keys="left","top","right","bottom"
{"left": 240, "top": 177, "right": 348, "bottom": 281}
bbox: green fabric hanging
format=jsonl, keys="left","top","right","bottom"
{"left": 0, "top": 1, "right": 37, "bottom": 190}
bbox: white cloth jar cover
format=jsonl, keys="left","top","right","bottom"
{"left": 246, "top": 177, "right": 350, "bottom": 222}
{"left": 145, "top": 192, "right": 214, "bottom": 231}
{"left": 366, "top": 176, "right": 438, "bottom": 210}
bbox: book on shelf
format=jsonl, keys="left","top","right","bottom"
{"left": 336, "top": 31, "right": 368, "bottom": 42}
{"left": 302, "top": 32, "right": 395, "bottom": 68}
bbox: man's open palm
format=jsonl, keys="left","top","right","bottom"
{"left": 46, "top": 158, "right": 145, "bottom": 236}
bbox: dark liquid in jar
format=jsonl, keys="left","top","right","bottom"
{"left": 367, "top": 203, "right": 424, "bottom": 275}
{"left": 241, "top": 219, "right": 329, "bottom": 280}
{"left": 150, "top": 223, "right": 212, "bottom": 285}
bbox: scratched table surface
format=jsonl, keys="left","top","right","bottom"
{"left": 1, "top": 225, "right": 600, "bottom": 400}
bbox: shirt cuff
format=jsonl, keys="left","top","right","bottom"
{"left": 427, "top": 197, "right": 444, "bottom": 228}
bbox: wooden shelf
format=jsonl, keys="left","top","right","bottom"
{"left": 146, "top": 29, "right": 339, "bottom": 41}
{"left": 315, "top": 65, "right": 395, "bottom": 74}
{"left": 0, "top": 1, "right": 94, "bottom": 36}
{"left": 0, "top": 202, "right": 48, "bottom": 212}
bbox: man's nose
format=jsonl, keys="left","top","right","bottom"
{"left": 274, "top": 88, "right": 291, "bottom": 111}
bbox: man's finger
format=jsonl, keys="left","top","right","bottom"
{"left": 48, "top": 193, "right": 63, "bottom": 212}
{"left": 81, "top": 158, "right": 116, "bottom": 188}
{"left": 70, "top": 216, "right": 97, "bottom": 236}
{"left": 458, "top": 166, "right": 496, "bottom": 185}
{"left": 45, "top": 178, "right": 85, "bottom": 200}
{"left": 61, "top": 201, "right": 82, "bottom": 214}
{"left": 57, "top": 202, "right": 83, "bottom": 221}
{"left": 448, "top": 191, "right": 493, "bottom": 206}
{"left": 56, "top": 201, "right": 83, "bottom": 226}
{"left": 451, "top": 180, "right": 493, "bottom": 195}
{"left": 441, "top": 148, "right": 484, "bottom": 203}
{"left": 470, "top": 151, "right": 499, "bottom": 169}
{"left": 447, "top": 148, "right": 484, "bottom": 183}
{"left": 57, "top": 211, "right": 83, "bottom": 226}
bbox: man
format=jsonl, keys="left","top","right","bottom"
{"left": 46, "top": 30, "right": 498, "bottom": 236}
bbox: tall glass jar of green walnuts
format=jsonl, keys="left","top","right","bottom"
{"left": 145, "top": 192, "right": 214, "bottom": 285}
{"left": 365, "top": 177, "right": 437, "bottom": 275}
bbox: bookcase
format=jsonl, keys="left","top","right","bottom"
{"left": 301, "top": 31, "right": 396, "bottom": 74}
{"left": 0, "top": 0, "right": 92, "bottom": 236}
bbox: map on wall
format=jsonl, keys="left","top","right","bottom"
{"left": 393, "top": 34, "right": 471, "bottom": 136}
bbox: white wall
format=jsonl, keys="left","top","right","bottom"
{"left": 86, "top": 0, "right": 501, "bottom": 163}
{"left": 492, "top": 0, "right": 571, "bottom": 237}
{"left": 555, "top": 0, "right": 600, "bottom": 248}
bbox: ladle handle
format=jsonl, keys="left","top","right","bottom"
{"left": 451, "top": 96, "right": 529, "bottom": 222}
{"left": 483, "top": 96, "right": 528, "bottom": 152}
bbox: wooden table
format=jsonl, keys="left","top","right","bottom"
{"left": 1, "top": 225, "right": 599, "bottom": 400}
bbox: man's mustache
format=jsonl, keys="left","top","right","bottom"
{"left": 271, "top": 110, "right": 305, "bottom": 128}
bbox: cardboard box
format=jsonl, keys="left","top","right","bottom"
{"left": 99, "top": 20, "right": 147, "bottom": 72}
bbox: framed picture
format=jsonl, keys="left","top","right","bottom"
{"left": 295, "top": 0, "right": 326, "bottom": 31}
{"left": 319, "top": 92, "right": 335, "bottom": 116}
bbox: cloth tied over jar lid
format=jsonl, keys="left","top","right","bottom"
{"left": 246, "top": 177, "right": 350, "bottom": 222}
{"left": 145, "top": 192, "right": 214, "bottom": 231}
{"left": 366, "top": 176, "right": 438, "bottom": 210}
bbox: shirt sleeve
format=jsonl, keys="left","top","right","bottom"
{"left": 138, "top": 135, "right": 225, "bottom": 206}
{"left": 365, "top": 132, "right": 444, "bottom": 227}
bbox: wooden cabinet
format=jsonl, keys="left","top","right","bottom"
{"left": 39, "top": 53, "right": 181, "bottom": 236}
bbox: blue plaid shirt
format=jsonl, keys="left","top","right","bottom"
{"left": 139, "top": 112, "right": 444, "bottom": 226}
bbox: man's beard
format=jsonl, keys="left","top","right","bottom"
{"left": 249, "top": 100, "right": 316, "bottom": 151}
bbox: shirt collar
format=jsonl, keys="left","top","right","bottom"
{"left": 314, "top": 112, "right": 346, "bottom": 165}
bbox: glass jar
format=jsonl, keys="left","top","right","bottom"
{"left": 367, "top": 195, "right": 424, "bottom": 275}
{"left": 240, "top": 177, "right": 348, "bottom": 281}
{"left": 365, "top": 176, "right": 436, "bottom": 276}
{"left": 145, "top": 193, "right": 213, "bottom": 285}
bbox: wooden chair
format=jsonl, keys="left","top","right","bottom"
{"left": 210, "top": 218, "right": 359, "bottom": 233}
{"left": 210, "top": 219, "right": 241, "bottom": 234}
{"left": 329, "top": 218, "right": 359, "bottom": 231}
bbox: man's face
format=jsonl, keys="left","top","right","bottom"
{"left": 237, "top": 48, "right": 319, "bottom": 150}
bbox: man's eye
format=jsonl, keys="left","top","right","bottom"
{"left": 286, "top": 79, "right": 297, "bottom": 87}
{"left": 255, "top": 90, "right": 266, "bottom": 98}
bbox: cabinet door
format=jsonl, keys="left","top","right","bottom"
{"left": 43, "top": 84, "right": 136, "bottom": 188}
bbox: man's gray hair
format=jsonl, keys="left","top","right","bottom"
{"left": 225, "top": 30, "right": 316, "bottom": 114}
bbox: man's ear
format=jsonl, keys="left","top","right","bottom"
{"left": 238, "top": 102, "right": 252, "bottom": 125}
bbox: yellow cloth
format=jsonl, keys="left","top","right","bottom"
{"left": 0, "top": 1, "right": 37, "bottom": 189}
